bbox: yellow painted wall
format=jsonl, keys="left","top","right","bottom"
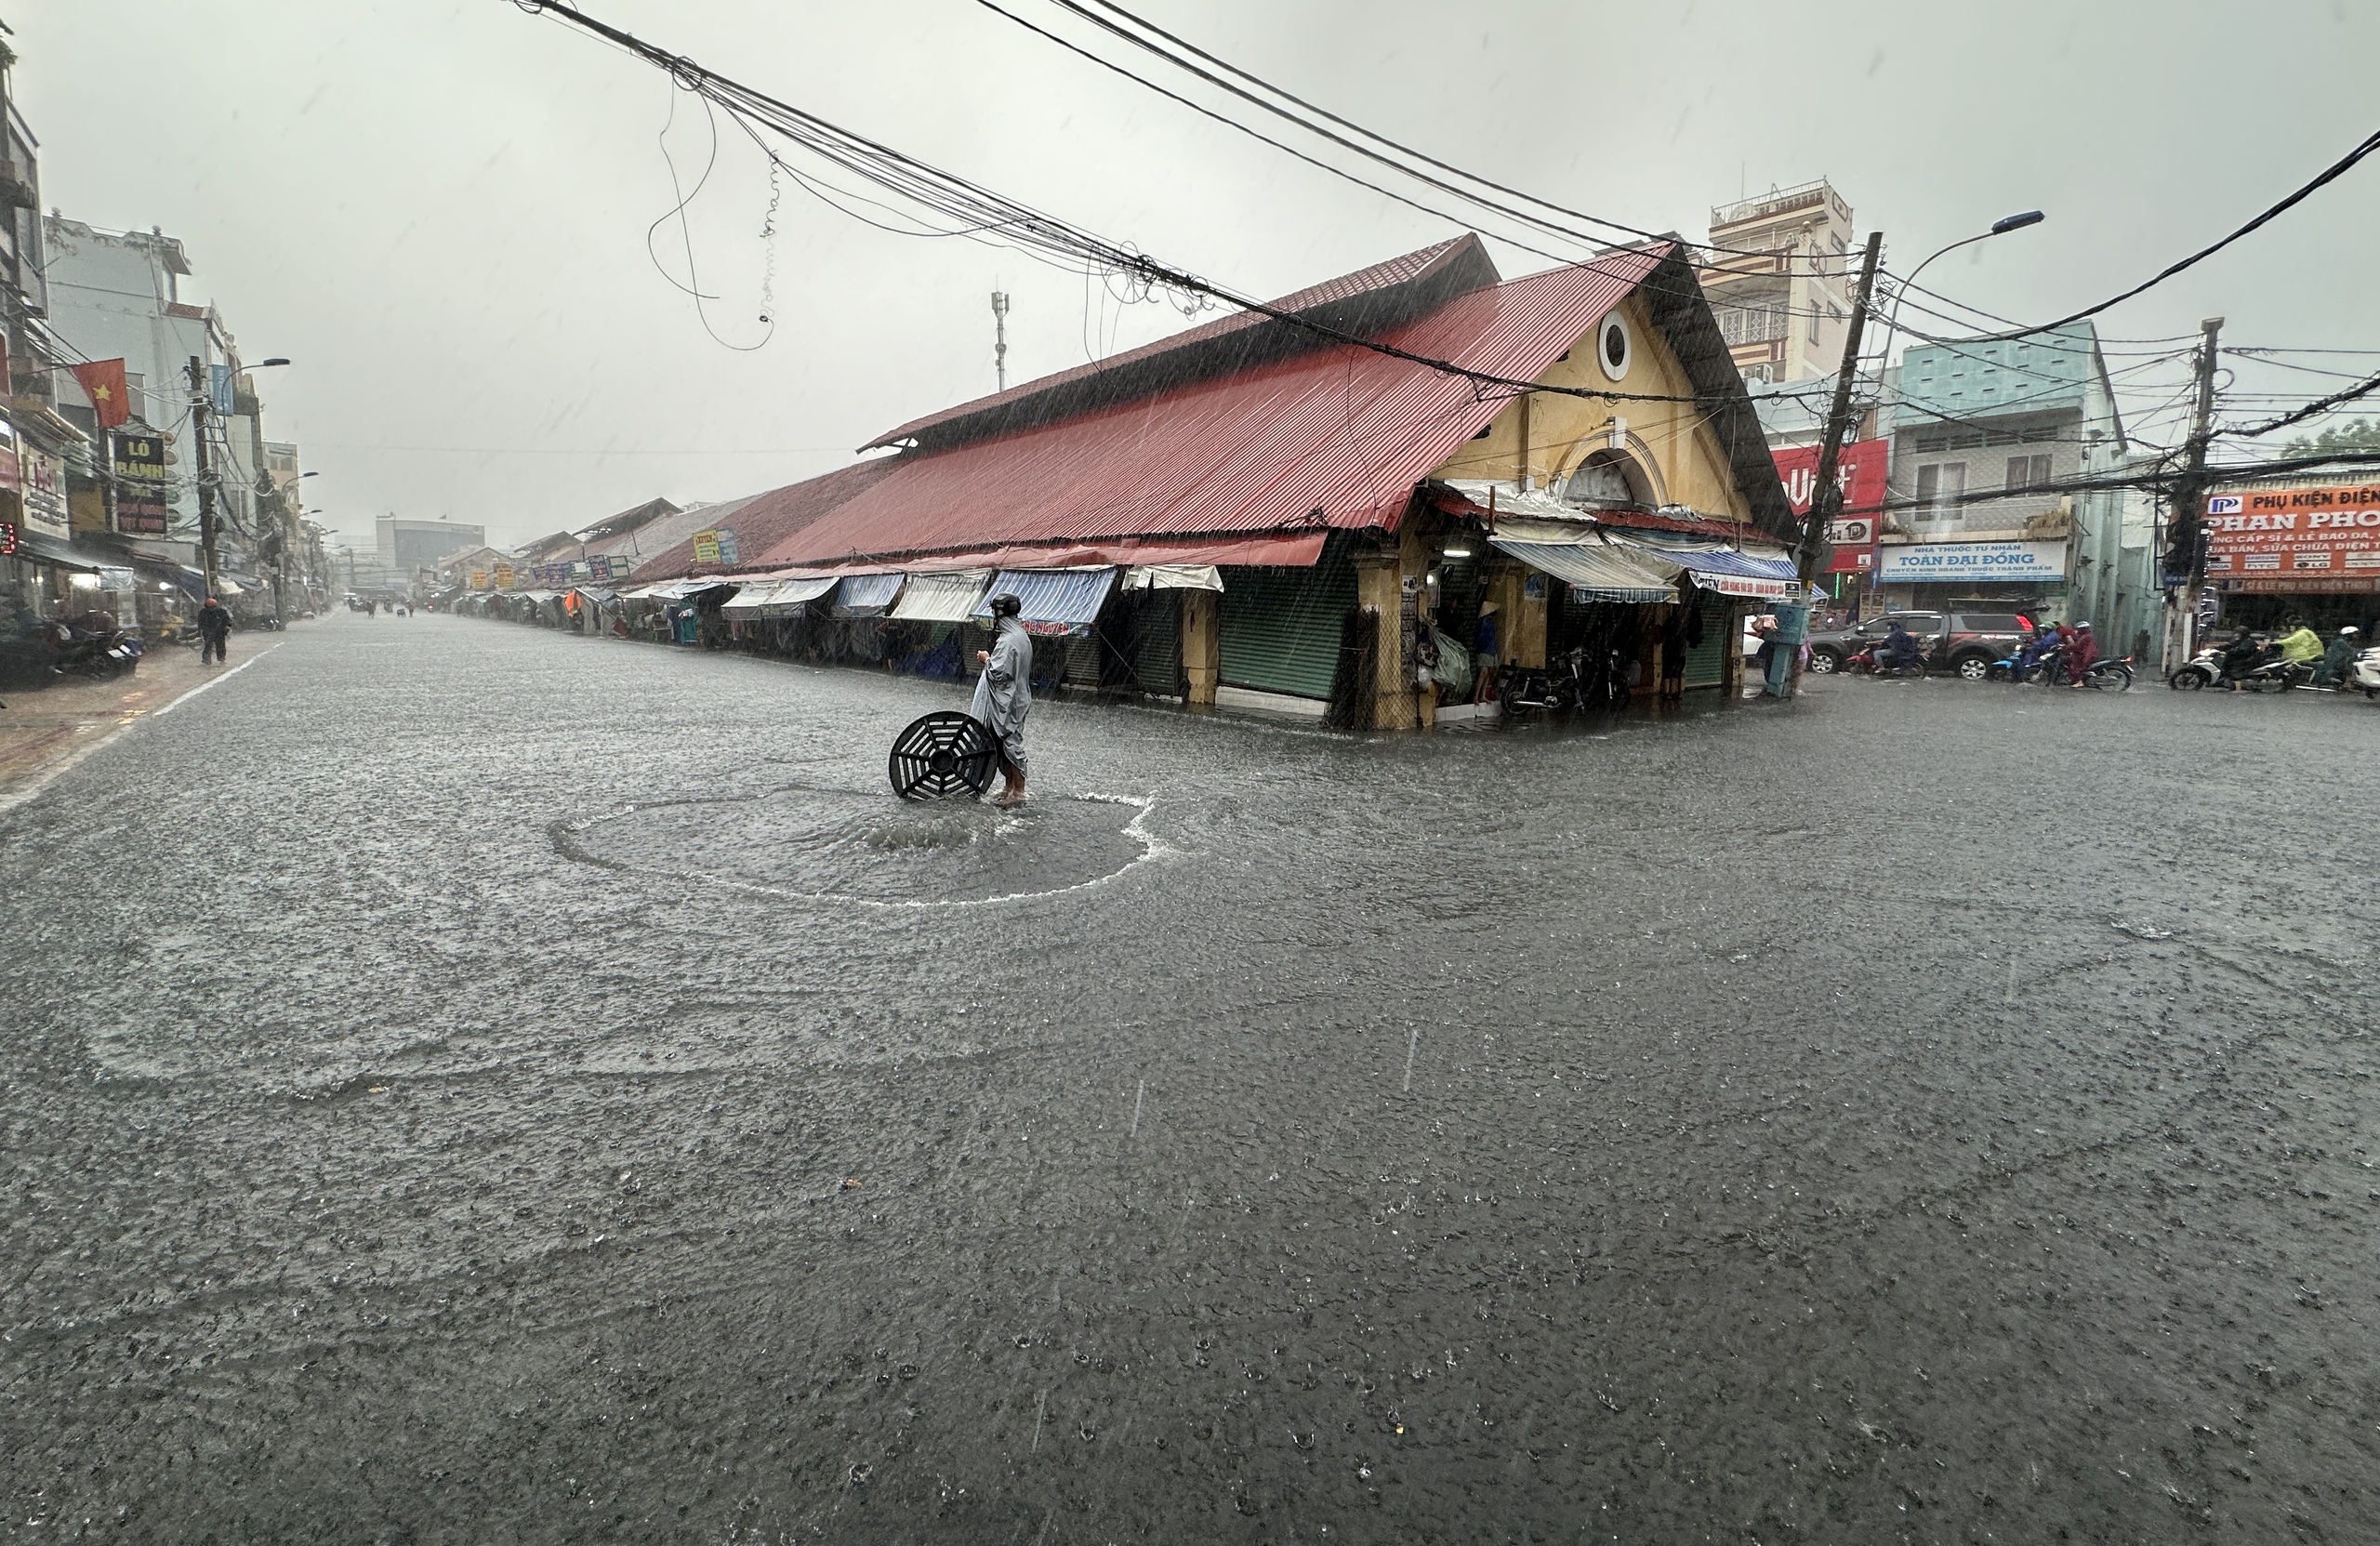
{"left": 1424, "top": 293, "right": 1752, "bottom": 521}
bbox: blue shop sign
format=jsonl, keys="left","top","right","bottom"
{"left": 1875, "top": 539, "right": 2065, "bottom": 584}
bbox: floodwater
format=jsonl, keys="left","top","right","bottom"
{"left": 3, "top": 614, "right": 2374, "bottom": 1542}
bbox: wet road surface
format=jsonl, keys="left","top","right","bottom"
{"left": 4, "top": 614, "right": 2376, "bottom": 1542}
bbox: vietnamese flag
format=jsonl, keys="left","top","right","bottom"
{"left": 71, "top": 359, "right": 132, "bottom": 429}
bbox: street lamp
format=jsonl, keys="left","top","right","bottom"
{"left": 1879, "top": 212, "right": 2044, "bottom": 363}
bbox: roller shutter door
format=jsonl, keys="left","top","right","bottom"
{"left": 1134, "top": 590, "right": 1183, "bottom": 694}
{"left": 1683, "top": 593, "right": 1731, "bottom": 689}
{"left": 1219, "top": 552, "right": 1356, "bottom": 700}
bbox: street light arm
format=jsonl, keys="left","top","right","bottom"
{"left": 1878, "top": 214, "right": 2049, "bottom": 368}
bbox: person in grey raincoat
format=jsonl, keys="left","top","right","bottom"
{"left": 971, "top": 592, "right": 1032, "bottom": 805}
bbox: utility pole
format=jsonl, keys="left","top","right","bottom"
{"left": 2164, "top": 315, "right": 2225, "bottom": 670}
{"left": 1785, "top": 230, "right": 1883, "bottom": 697}
{"left": 991, "top": 291, "right": 1010, "bottom": 391}
{"left": 185, "top": 355, "right": 219, "bottom": 600}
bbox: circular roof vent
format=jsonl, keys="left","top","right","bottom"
{"left": 1598, "top": 313, "right": 1632, "bottom": 382}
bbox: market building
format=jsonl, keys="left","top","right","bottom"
{"left": 1873, "top": 323, "right": 2151, "bottom": 647}
{"left": 721, "top": 234, "right": 1797, "bottom": 727}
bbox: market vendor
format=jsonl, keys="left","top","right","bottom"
{"left": 971, "top": 591, "right": 1033, "bottom": 807}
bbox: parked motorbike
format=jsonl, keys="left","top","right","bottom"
{"left": 44, "top": 621, "right": 142, "bottom": 681}
{"left": 1501, "top": 645, "right": 1628, "bottom": 715}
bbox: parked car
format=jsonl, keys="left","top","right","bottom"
{"left": 1805, "top": 610, "right": 2041, "bottom": 681}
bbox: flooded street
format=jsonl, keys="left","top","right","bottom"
{"left": 5, "top": 614, "right": 2375, "bottom": 1542}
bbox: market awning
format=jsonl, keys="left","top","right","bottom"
{"left": 569, "top": 587, "right": 618, "bottom": 605}
{"left": 9, "top": 532, "right": 106, "bottom": 572}
{"left": 832, "top": 572, "right": 904, "bottom": 617}
{"left": 890, "top": 570, "right": 991, "bottom": 623}
{"left": 1488, "top": 538, "right": 1677, "bottom": 604}
{"left": 972, "top": 567, "right": 1118, "bottom": 635}
{"left": 722, "top": 575, "right": 838, "bottom": 616}
{"left": 1121, "top": 563, "right": 1223, "bottom": 592}
{"left": 1603, "top": 533, "right": 1804, "bottom": 598}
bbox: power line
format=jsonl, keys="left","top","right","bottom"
{"left": 1906, "top": 126, "right": 2380, "bottom": 344}
{"left": 513, "top": 1, "right": 1823, "bottom": 417}
{"left": 2215, "top": 366, "right": 2380, "bottom": 441}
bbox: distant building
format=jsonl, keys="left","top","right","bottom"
{"left": 1703, "top": 179, "right": 1857, "bottom": 384}
{"left": 1880, "top": 323, "right": 2149, "bottom": 644}
{"left": 377, "top": 516, "right": 487, "bottom": 581}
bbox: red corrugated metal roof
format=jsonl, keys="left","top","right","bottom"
{"left": 867, "top": 237, "right": 1478, "bottom": 450}
{"left": 1432, "top": 487, "right": 1770, "bottom": 544}
{"left": 634, "top": 459, "right": 899, "bottom": 580}
{"left": 770, "top": 246, "right": 1668, "bottom": 569}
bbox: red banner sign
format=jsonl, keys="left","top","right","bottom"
{"left": 1774, "top": 438, "right": 1889, "bottom": 573}
{"left": 2204, "top": 484, "right": 2380, "bottom": 594}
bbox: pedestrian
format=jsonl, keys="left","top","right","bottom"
{"left": 2315, "top": 626, "right": 2360, "bottom": 688}
{"left": 1473, "top": 601, "right": 1501, "bottom": 704}
{"left": 2065, "top": 620, "right": 2099, "bottom": 688}
{"left": 1659, "top": 605, "right": 1687, "bottom": 699}
{"left": 971, "top": 591, "right": 1032, "bottom": 806}
{"left": 197, "top": 595, "right": 232, "bottom": 665}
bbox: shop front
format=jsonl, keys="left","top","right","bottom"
{"left": 1873, "top": 539, "right": 2067, "bottom": 617}
{"left": 2201, "top": 482, "right": 2380, "bottom": 634}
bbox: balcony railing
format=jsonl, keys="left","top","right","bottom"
{"left": 1716, "top": 308, "right": 1790, "bottom": 347}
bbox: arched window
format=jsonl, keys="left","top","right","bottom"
{"left": 1562, "top": 448, "right": 1654, "bottom": 510}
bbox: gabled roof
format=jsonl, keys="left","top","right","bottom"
{"left": 866, "top": 235, "right": 1500, "bottom": 455}
{"left": 631, "top": 460, "right": 900, "bottom": 581}
{"left": 767, "top": 242, "right": 1787, "bottom": 568}
{"left": 514, "top": 529, "right": 583, "bottom": 563}
{"left": 575, "top": 496, "right": 681, "bottom": 546}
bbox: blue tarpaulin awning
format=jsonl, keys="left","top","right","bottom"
{"left": 832, "top": 572, "right": 904, "bottom": 617}
{"left": 1602, "top": 532, "right": 1803, "bottom": 597}
{"left": 972, "top": 568, "right": 1118, "bottom": 635}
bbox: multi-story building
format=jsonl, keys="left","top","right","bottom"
{"left": 1877, "top": 322, "right": 2151, "bottom": 648}
{"left": 377, "top": 516, "right": 487, "bottom": 588}
{"left": 1703, "top": 179, "right": 1857, "bottom": 384}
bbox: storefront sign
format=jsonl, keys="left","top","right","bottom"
{"left": 20, "top": 448, "right": 68, "bottom": 537}
{"left": 494, "top": 562, "right": 516, "bottom": 588}
{"left": 692, "top": 529, "right": 721, "bottom": 564}
{"left": 112, "top": 431, "right": 167, "bottom": 482}
{"left": 0, "top": 518, "right": 16, "bottom": 557}
{"left": 1875, "top": 539, "right": 2065, "bottom": 584}
{"left": 1774, "top": 439, "right": 1888, "bottom": 575}
{"left": 470, "top": 568, "right": 489, "bottom": 589}
{"left": 2202, "top": 484, "right": 2380, "bottom": 594}
{"left": 114, "top": 494, "right": 169, "bottom": 535}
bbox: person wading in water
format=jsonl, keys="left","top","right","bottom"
{"left": 972, "top": 591, "right": 1032, "bottom": 807}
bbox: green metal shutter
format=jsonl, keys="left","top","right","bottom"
{"left": 1220, "top": 551, "right": 1358, "bottom": 700}
{"left": 1683, "top": 593, "right": 1730, "bottom": 689}
{"left": 1135, "top": 590, "right": 1183, "bottom": 694}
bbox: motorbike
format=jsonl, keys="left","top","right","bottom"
{"left": 44, "top": 621, "right": 142, "bottom": 681}
{"left": 1988, "top": 645, "right": 2062, "bottom": 683}
{"left": 1844, "top": 643, "right": 1926, "bottom": 680}
{"left": 2166, "top": 647, "right": 2224, "bottom": 690}
{"left": 1502, "top": 645, "right": 1628, "bottom": 715}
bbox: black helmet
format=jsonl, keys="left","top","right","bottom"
{"left": 988, "top": 592, "right": 1023, "bottom": 618}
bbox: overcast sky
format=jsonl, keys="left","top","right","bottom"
{"left": 20, "top": 1, "right": 2380, "bottom": 548}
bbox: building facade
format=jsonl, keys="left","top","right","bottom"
{"left": 1703, "top": 180, "right": 1857, "bottom": 384}
{"left": 1877, "top": 323, "right": 2149, "bottom": 647}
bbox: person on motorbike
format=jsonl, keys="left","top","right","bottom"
{"left": 2065, "top": 621, "right": 2100, "bottom": 688}
{"left": 2015, "top": 622, "right": 2063, "bottom": 683}
{"left": 2315, "top": 626, "right": 2361, "bottom": 688}
{"left": 1879, "top": 619, "right": 1922, "bottom": 675}
{"left": 2220, "top": 628, "right": 2268, "bottom": 691}
{"left": 2276, "top": 621, "right": 2323, "bottom": 671}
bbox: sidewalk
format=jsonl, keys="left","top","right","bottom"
{"left": 0, "top": 632, "right": 263, "bottom": 793}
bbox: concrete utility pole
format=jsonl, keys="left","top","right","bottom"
{"left": 185, "top": 355, "right": 218, "bottom": 600}
{"left": 1797, "top": 231, "right": 1884, "bottom": 587}
{"left": 2165, "top": 315, "right": 2225, "bottom": 669}
{"left": 1784, "top": 230, "right": 1883, "bottom": 698}
{"left": 991, "top": 291, "right": 1010, "bottom": 391}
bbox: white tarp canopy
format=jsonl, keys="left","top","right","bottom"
{"left": 1121, "top": 563, "right": 1223, "bottom": 592}
{"left": 889, "top": 570, "right": 992, "bottom": 623}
